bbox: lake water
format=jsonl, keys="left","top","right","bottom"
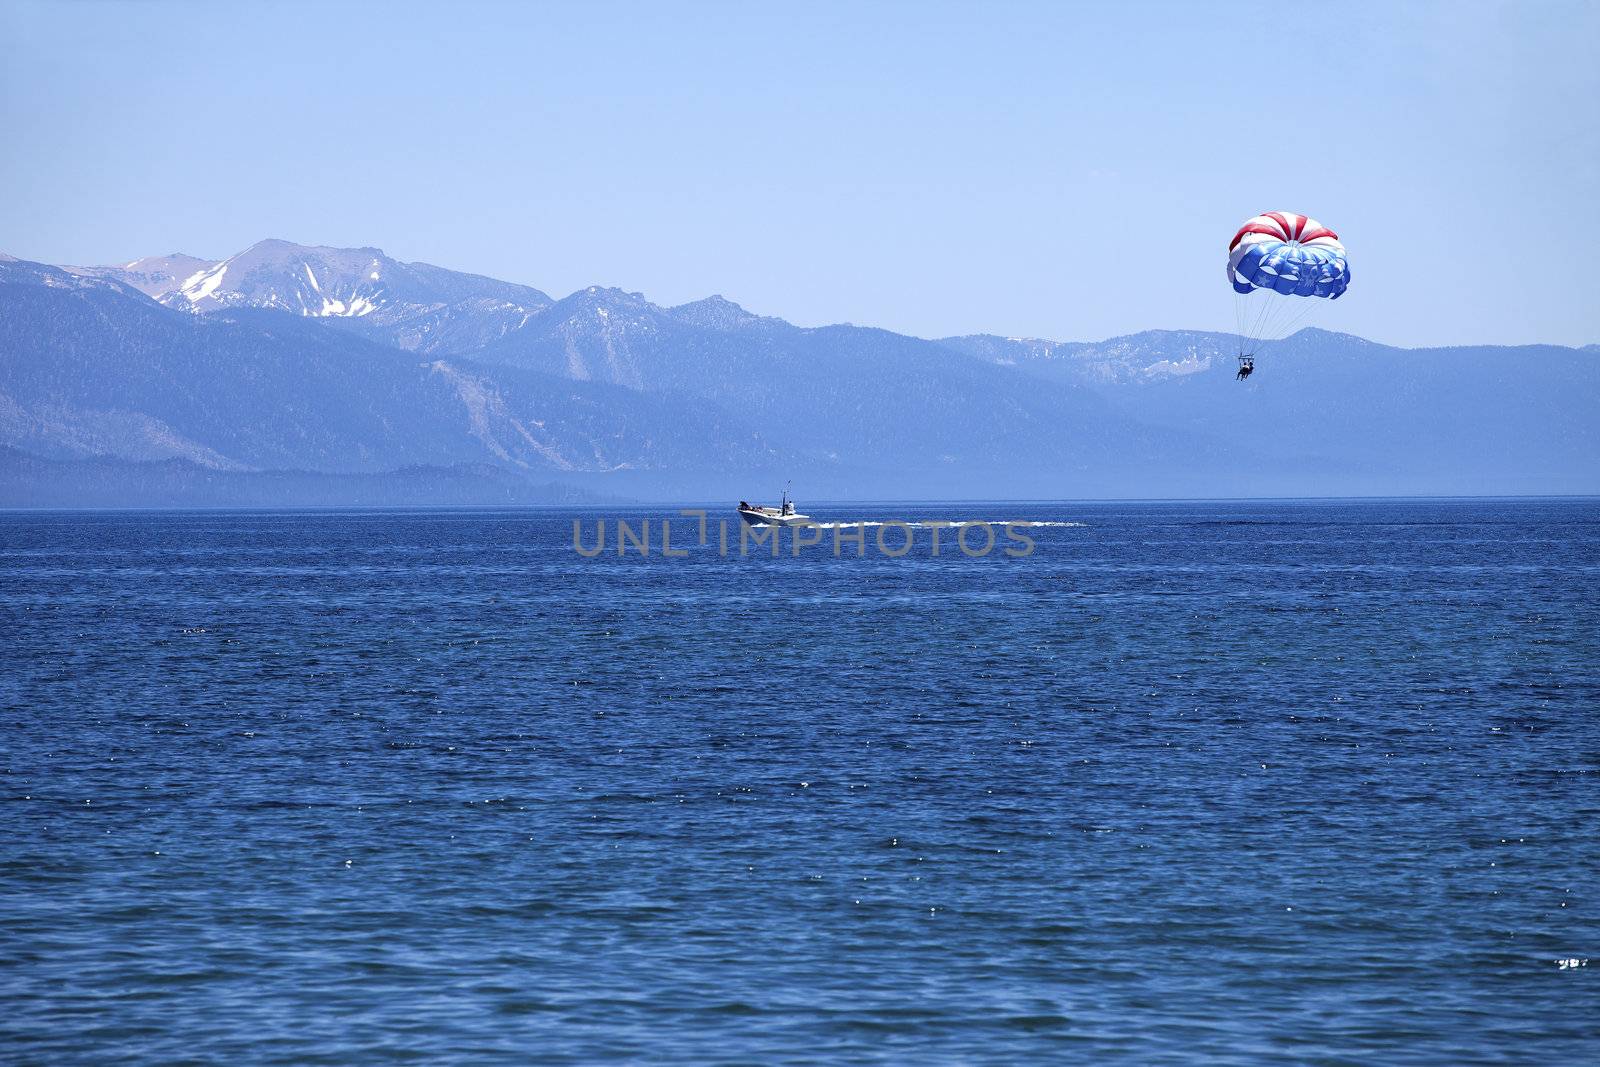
{"left": 2, "top": 500, "right": 1597, "bottom": 1063}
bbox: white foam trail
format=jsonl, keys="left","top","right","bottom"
{"left": 809, "top": 519, "right": 1087, "bottom": 529}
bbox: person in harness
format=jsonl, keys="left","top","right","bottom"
{"left": 1236, "top": 355, "right": 1254, "bottom": 381}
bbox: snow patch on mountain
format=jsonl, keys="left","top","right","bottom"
{"left": 182, "top": 262, "right": 229, "bottom": 304}
{"left": 61, "top": 253, "right": 217, "bottom": 299}
{"left": 67, "top": 239, "right": 556, "bottom": 355}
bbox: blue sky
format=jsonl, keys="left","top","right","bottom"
{"left": 2, "top": 0, "right": 1596, "bottom": 347}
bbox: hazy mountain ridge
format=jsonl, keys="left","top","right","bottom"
{"left": 63, "top": 253, "right": 216, "bottom": 299}
{"left": 667, "top": 295, "right": 787, "bottom": 332}
{"left": 941, "top": 330, "right": 1241, "bottom": 385}
{"left": 462, "top": 289, "right": 1201, "bottom": 494}
{"left": 76, "top": 239, "right": 555, "bottom": 357}
{"left": 4, "top": 241, "right": 1597, "bottom": 503}
{"left": 0, "top": 255, "right": 150, "bottom": 300}
{"left": 0, "top": 262, "right": 797, "bottom": 492}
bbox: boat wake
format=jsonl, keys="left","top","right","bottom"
{"left": 808, "top": 520, "right": 1087, "bottom": 529}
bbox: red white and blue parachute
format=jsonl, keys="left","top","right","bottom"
{"left": 1228, "top": 212, "right": 1349, "bottom": 298}
{"left": 1228, "top": 212, "right": 1349, "bottom": 361}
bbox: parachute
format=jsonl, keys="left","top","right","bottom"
{"left": 1227, "top": 211, "right": 1349, "bottom": 374}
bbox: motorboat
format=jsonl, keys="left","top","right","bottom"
{"left": 737, "top": 487, "right": 811, "bottom": 526}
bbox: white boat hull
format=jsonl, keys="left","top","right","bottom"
{"left": 738, "top": 508, "right": 811, "bottom": 527}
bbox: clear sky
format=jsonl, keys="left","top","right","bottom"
{"left": 3, "top": 0, "right": 1596, "bottom": 347}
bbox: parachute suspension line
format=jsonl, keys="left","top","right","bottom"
{"left": 1234, "top": 285, "right": 1263, "bottom": 358}
{"left": 1233, "top": 288, "right": 1249, "bottom": 358}
{"left": 1239, "top": 285, "right": 1324, "bottom": 361}
{"left": 1242, "top": 289, "right": 1277, "bottom": 354}
{"left": 1248, "top": 291, "right": 1275, "bottom": 346}
{"left": 1232, "top": 261, "right": 1253, "bottom": 359}
{"left": 1259, "top": 292, "right": 1321, "bottom": 348}
{"left": 1277, "top": 297, "right": 1322, "bottom": 342}
{"left": 1250, "top": 294, "right": 1284, "bottom": 349}
{"left": 1239, "top": 293, "right": 1268, "bottom": 360}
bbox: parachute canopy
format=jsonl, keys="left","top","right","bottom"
{"left": 1227, "top": 212, "right": 1349, "bottom": 299}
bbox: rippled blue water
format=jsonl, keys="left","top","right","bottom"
{"left": 2, "top": 500, "right": 1597, "bottom": 1063}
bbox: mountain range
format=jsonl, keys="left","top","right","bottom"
{"left": 2, "top": 239, "right": 1595, "bottom": 505}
